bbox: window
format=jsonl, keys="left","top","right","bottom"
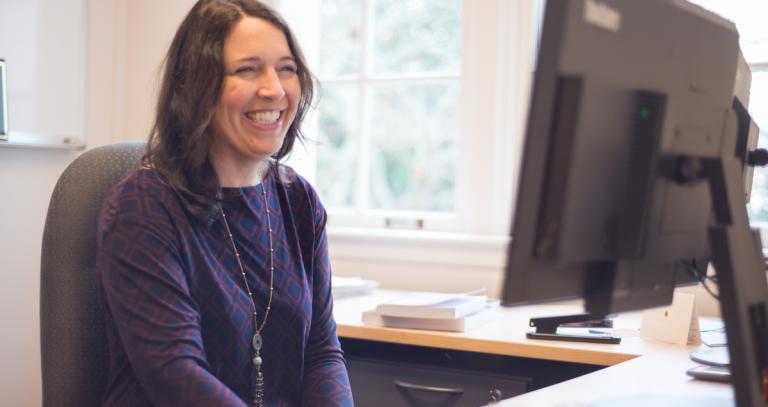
{"left": 277, "top": 0, "right": 538, "bottom": 235}
{"left": 316, "top": 0, "right": 461, "bottom": 229}
{"left": 687, "top": 1, "right": 768, "bottom": 225}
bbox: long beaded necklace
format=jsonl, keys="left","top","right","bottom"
{"left": 220, "top": 174, "right": 274, "bottom": 407}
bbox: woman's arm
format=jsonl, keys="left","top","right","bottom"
{"left": 97, "top": 190, "right": 248, "bottom": 407}
{"left": 300, "top": 187, "right": 354, "bottom": 406}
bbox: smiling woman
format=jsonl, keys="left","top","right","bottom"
{"left": 144, "top": 0, "right": 316, "bottom": 222}
{"left": 95, "top": 1, "right": 353, "bottom": 406}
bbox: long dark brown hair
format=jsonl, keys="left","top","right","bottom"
{"left": 144, "top": 0, "right": 314, "bottom": 222}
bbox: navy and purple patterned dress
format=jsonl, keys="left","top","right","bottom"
{"left": 95, "top": 165, "right": 353, "bottom": 406}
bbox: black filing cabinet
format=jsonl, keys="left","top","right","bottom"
{"left": 347, "top": 357, "right": 529, "bottom": 406}
{"left": 341, "top": 338, "right": 602, "bottom": 407}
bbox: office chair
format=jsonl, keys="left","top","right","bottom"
{"left": 40, "top": 142, "right": 144, "bottom": 407}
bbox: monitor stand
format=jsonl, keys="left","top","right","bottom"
{"left": 688, "top": 346, "right": 732, "bottom": 383}
{"left": 685, "top": 152, "right": 768, "bottom": 406}
{"left": 527, "top": 313, "right": 621, "bottom": 344}
{"left": 690, "top": 346, "right": 730, "bottom": 368}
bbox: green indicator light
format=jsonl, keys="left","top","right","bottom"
{"left": 640, "top": 107, "right": 650, "bottom": 119}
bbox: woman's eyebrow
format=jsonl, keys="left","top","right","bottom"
{"left": 234, "top": 56, "right": 262, "bottom": 64}
{"left": 233, "top": 56, "right": 295, "bottom": 64}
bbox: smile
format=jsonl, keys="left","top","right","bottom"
{"left": 244, "top": 110, "right": 282, "bottom": 124}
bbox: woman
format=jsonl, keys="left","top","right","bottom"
{"left": 95, "top": 1, "right": 353, "bottom": 405}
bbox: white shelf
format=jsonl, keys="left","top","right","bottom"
{"left": 0, "top": 131, "right": 85, "bottom": 151}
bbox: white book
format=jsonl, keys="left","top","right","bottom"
{"left": 375, "top": 290, "right": 488, "bottom": 319}
{"left": 363, "top": 301, "right": 500, "bottom": 332}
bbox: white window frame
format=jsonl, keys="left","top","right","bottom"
{"left": 746, "top": 63, "right": 768, "bottom": 239}
{"left": 277, "top": 0, "right": 537, "bottom": 246}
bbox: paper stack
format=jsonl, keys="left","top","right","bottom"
{"left": 362, "top": 290, "right": 500, "bottom": 332}
{"left": 332, "top": 276, "right": 379, "bottom": 299}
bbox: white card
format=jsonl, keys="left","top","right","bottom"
{"left": 640, "top": 292, "right": 701, "bottom": 345}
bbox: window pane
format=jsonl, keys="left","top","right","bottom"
{"left": 368, "top": 82, "right": 458, "bottom": 211}
{"left": 316, "top": 85, "right": 359, "bottom": 208}
{"left": 689, "top": 0, "right": 768, "bottom": 63}
{"left": 320, "top": 0, "right": 362, "bottom": 77}
{"left": 747, "top": 71, "right": 768, "bottom": 222}
{"left": 371, "top": 0, "right": 462, "bottom": 76}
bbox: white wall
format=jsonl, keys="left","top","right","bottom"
{"left": 0, "top": 148, "right": 76, "bottom": 407}
{"left": 112, "top": 0, "right": 196, "bottom": 142}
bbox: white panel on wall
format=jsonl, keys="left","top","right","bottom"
{"left": 115, "top": 0, "right": 196, "bottom": 142}
{"left": 0, "top": 0, "right": 86, "bottom": 144}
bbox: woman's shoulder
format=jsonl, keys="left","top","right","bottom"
{"left": 104, "top": 167, "right": 183, "bottom": 215}
{"left": 111, "top": 166, "right": 171, "bottom": 194}
{"left": 274, "top": 164, "right": 315, "bottom": 194}
{"left": 98, "top": 167, "right": 192, "bottom": 241}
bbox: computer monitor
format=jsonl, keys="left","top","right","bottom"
{"left": 502, "top": 1, "right": 767, "bottom": 404}
{"left": 505, "top": 0, "right": 744, "bottom": 314}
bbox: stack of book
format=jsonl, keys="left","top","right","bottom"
{"left": 362, "top": 290, "right": 500, "bottom": 332}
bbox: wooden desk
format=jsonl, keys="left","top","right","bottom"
{"left": 333, "top": 291, "right": 734, "bottom": 406}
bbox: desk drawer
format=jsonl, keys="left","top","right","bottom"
{"left": 347, "top": 357, "right": 529, "bottom": 407}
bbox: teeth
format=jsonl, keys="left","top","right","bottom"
{"left": 245, "top": 111, "right": 280, "bottom": 123}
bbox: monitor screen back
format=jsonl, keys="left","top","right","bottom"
{"left": 503, "top": 0, "right": 740, "bottom": 313}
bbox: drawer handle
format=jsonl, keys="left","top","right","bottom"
{"left": 393, "top": 379, "right": 465, "bottom": 396}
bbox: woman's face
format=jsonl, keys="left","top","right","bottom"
{"left": 209, "top": 16, "right": 300, "bottom": 171}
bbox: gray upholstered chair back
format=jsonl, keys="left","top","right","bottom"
{"left": 40, "top": 142, "right": 144, "bottom": 407}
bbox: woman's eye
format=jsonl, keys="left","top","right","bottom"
{"left": 235, "top": 66, "right": 256, "bottom": 74}
{"left": 279, "top": 65, "right": 298, "bottom": 74}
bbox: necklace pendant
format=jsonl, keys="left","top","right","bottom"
{"left": 254, "top": 370, "right": 265, "bottom": 406}
{"left": 252, "top": 332, "right": 262, "bottom": 353}
{"left": 252, "top": 332, "right": 265, "bottom": 405}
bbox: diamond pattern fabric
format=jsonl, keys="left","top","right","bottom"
{"left": 96, "top": 165, "right": 353, "bottom": 406}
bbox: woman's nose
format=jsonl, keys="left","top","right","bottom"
{"left": 256, "top": 69, "right": 286, "bottom": 100}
